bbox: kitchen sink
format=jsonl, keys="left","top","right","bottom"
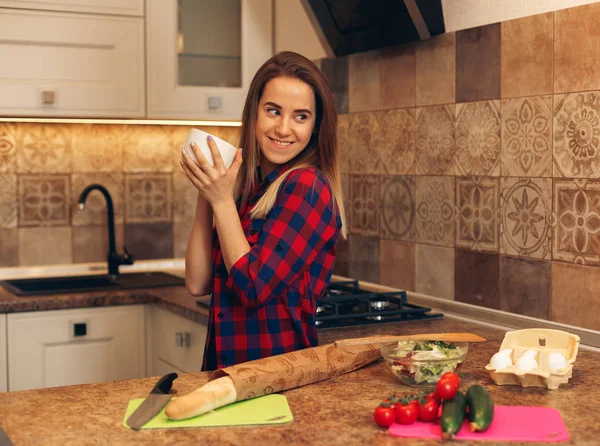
{"left": 0, "top": 272, "right": 185, "bottom": 297}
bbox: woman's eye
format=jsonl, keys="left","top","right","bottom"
{"left": 267, "top": 108, "right": 279, "bottom": 116}
{"left": 296, "top": 114, "right": 308, "bottom": 122}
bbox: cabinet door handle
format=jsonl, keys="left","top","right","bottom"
{"left": 175, "top": 331, "right": 191, "bottom": 348}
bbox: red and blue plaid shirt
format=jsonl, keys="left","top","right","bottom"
{"left": 202, "top": 163, "right": 342, "bottom": 370}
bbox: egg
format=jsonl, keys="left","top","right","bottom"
{"left": 490, "top": 350, "right": 513, "bottom": 370}
{"left": 516, "top": 353, "right": 538, "bottom": 372}
{"left": 547, "top": 352, "right": 568, "bottom": 374}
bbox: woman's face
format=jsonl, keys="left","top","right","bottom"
{"left": 255, "top": 76, "right": 316, "bottom": 175}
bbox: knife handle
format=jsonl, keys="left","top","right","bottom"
{"left": 151, "top": 372, "right": 178, "bottom": 395}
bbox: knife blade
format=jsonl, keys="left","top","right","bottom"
{"left": 126, "top": 372, "right": 178, "bottom": 430}
{"left": 0, "top": 426, "right": 13, "bottom": 446}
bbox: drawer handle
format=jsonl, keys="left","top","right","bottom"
{"left": 41, "top": 90, "right": 56, "bottom": 105}
{"left": 73, "top": 322, "right": 87, "bottom": 337}
{"left": 176, "top": 331, "right": 191, "bottom": 348}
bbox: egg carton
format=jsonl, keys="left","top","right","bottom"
{"left": 485, "top": 328, "right": 580, "bottom": 390}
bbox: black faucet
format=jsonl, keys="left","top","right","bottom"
{"left": 77, "top": 184, "right": 134, "bottom": 277}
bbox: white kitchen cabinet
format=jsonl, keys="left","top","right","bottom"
{"left": 146, "top": 0, "right": 272, "bottom": 120}
{"left": 0, "top": 8, "right": 145, "bottom": 118}
{"left": 0, "top": 0, "right": 143, "bottom": 16}
{"left": 146, "top": 305, "right": 207, "bottom": 376}
{"left": 0, "top": 314, "right": 6, "bottom": 392}
{"left": 7, "top": 305, "right": 146, "bottom": 392}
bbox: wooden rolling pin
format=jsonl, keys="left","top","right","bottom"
{"left": 334, "top": 333, "right": 486, "bottom": 347}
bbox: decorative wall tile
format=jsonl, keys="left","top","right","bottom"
{"left": 416, "top": 32, "right": 456, "bottom": 106}
{"left": 416, "top": 244, "right": 454, "bottom": 300}
{"left": 415, "top": 176, "right": 455, "bottom": 247}
{"left": 173, "top": 221, "right": 192, "bottom": 259}
{"left": 348, "top": 235, "right": 380, "bottom": 284}
{"left": 456, "top": 177, "right": 499, "bottom": 252}
{"left": 380, "top": 175, "right": 415, "bottom": 241}
{"left": 72, "top": 225, "right": 124, "bottom": 264}
{"left": 123, "top": 126, "right": 173, "bottom": 173}
{"left": 321, "top": 56, "right": 349, "bottom": 114}
{"left": 499, "top": 256, "right": 550, "bottom": 319}
{"left": 333, "top": 237, "right": 350, "bottom": 277}
{"left": 455, "top": 101, "right": 501, "bottom": 177}
{"left": 380, "top": 240, "right": 415, "bottom": 291}
{"left": 19, "top": 227, "right": 72, "bottom": 266}
{"left": 125, "top": 174, "right": 172, "bottom": 223}
{"left": 553, "top": 179, "right": 600, "bottom": 265}
{"left": 0, "top": 229, "right": 18, "bottom": 266}
{"left": 501, "top": 178, "right": 552, "bottom": 259}
{"left": 338, "top": 114, "right": 350, "bottom": 174}
{"left": 456, "top": 24, "right": 501, "bottom": 103}
{"left": 0, "top": 123, "right": 17, "bottom": 173}
{"left": 71, "top": 124, "right": 123, "bottom": 172}
{"left": 555, "top": 2, "right": 600, "bottom": 94}
{"left": 349, "top": 175, "right": 379, "bottom": 236}
{"left": 0, "top": 174, "right": 17, "bottom": 228}
{"left": 455, "top": 249, "right": 499, "bottom": 309}
{"left": 551, "top": 261, "right": 600, "bottom": 330}
{"left": 553, "top": 92, "right": 600, "bottom": 178}
{"left": 18, "top": 175, "right": 70, "bottom": 227}
{"left": 124, "top": 223, "right": 173, "bottom": 260}
{"left": 172, "top": 171, "right": 197, "bottom": 223}
{"left": 16, "top": 124, "right": 71, "bottom": 173}
{"left": 501, "top": 13, "right": 553, "bottom": 98}
{"left": 379, "top": 43, "right": 415, "bottom": 109}
{"left": 348, "top": 112, "right": 381, "bottom": 174}
{"left": 348, "top": 50, "right": 380, "bottom": 112}
{"left": 501, "top": 96, "right": 552, "bottom": 177}
{"left": 415, "top": 105, "right": 455, "bottom": 175}
{"left": 377, "top": 109, "right": 415, "bottom": 175}
{"left": 71, "top": 173, "right": 124, "bottom": 226}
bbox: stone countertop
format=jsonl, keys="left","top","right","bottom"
{"left": 1, "top": 316, "right": 599, "bottom": 446}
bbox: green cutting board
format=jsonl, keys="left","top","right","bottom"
{"left": 122, "top": 394, "right": 293, "bottom": 429}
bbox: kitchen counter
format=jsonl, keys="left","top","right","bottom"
{"left": 1, "top": 316, "right": 599, "bottom": 445}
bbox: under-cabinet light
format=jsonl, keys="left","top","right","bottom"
{"left": 0, "top": 117, "right": 242, "bottom": 126}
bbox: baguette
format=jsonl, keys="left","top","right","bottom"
{"left": 165, "top": 376, "right": 237, "bottom": 420}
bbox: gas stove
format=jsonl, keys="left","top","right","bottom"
{"left": 315, "top": 280, "right": 443, "bottom": 328}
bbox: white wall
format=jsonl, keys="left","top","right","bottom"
{"left": 274, "top": 0, "right": 327, "bottom": 60}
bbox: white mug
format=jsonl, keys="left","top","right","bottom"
{"left": 181, "top": 128, "right": 237, "bottom": 168}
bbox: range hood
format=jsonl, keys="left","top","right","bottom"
{"left": 300, "top": 0, "right": 445, "bottom": 57}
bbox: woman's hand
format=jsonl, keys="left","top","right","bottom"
{"left": 180, "top": 136, "right": 243, "bottom": 207}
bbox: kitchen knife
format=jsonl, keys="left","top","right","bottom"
{"left": 0, "top": 426, "right": 13, "bottom": 446}
{"left": 126, "top": 372, "right": 178, "bottom": 430}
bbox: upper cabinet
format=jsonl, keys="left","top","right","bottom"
{"left": 0, "top": 0, "right": 143, "bottom": 16}
{"left": 146, "top": 0, "right": 273, "bottom": 120}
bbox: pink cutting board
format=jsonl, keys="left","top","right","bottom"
{"left": 389, "top": 406, "right": 569, "bottom": 442}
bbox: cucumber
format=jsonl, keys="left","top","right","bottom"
{"left": 440, "top": 391, "right": 467, "bottom": 440}
{"left": 466, "top": 385, "right": 494, "bottom": 432}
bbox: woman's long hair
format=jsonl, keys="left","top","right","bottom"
{"left": 235, "top": 51, "right": 347, "bottom": 239}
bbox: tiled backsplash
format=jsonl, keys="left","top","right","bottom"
{"left": 323, "top": 2, "right": 600, "bottom": 332}
{"left": 0, "top": 123, "right": 239, "bottom": 267}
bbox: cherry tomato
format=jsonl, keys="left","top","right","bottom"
{"left": 418, "top": 399, "right": 439, "bottom": 422}
{"left": 396, "top": 403, "right": 419, "bottom": 425}
{"left": 374, "top": 405, "right": 396, "bottom": 428}
{"left": 408, "top": 398, "right": 420, "bottom": 413}
{"left": 440, "top": 372, "right": 460, "bottom": 389}
{"left": 425, "top": 391, "right": 441, "bottom": 404}
{"left": 436, "top": 377, "right": 459, "bottom": 400}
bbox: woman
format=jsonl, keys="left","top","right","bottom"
{"left": 180, "top": 51, "right": 346, "bottom": 371}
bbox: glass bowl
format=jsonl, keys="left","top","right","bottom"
{"left": 380, "top": 341, "right": 469, "bottom": 387}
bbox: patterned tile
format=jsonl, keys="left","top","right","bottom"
{"left": 415, "top": 176, "right": 455, "bottom": 247}
{"left": 347, "top": 112, "right": 381, "bottom": 174}
{"left": 415, "top": 244, "right": 454, "bottom": 300}
{"left": 338, "top": 114, "right": 350, "bottom": 174}
{"left": 416, "top": 32, "right": 456, "bottom": 106}
{"left": 501, "top": 178, "right": 552, "bottom": 259}
{"left": 551, "top": 261, "right": 600, "bottom": 330}
{"left": 0, "top": 123, "right": 17, "bottom": 173}
{"left": 348, "top": 235, "right": 380, "bottom": 284}
{"left": 71, "top": 124, "right": 123, "bottom": 172}
{"left": 18, "top": 175, "right": 70, "bottom": 227}
{"left": 456, "top": 177, "right": 499, "bottom": 252}
{"left": 377, "top": 109, "right": 415, "bottom": 175}
{"left": 349, "top": 175, "right": 379, "bottom": 236}
{"left": 380, "top": 240, "right": 415, "bottom": 291}
{"left": 172, "top": 171, "right": 198, "bottom": 223}
{"left": 455, "top": 101, "right": 501, "bottom": 176}
{"left": 72, "top": 225, "right": 124, "bottom": 264}
{"left": 16, "top": 124, "right": 71, "bottom": 173}
{"left": 454, "top": 249, "right": 499, "bottom": 309}
{"left": 348, "top": 50, "right": 380, "bottom": 113}
{"left": 553, "top": 179, "right": 600, "bottom": 265}
{"left": 499, "top": 256, "right": 550, "bottom": 319}
{"left": 173, "top": 221, "right": 192, "bottom": 259}
{"left": 19, "top": 227, "right": 72, "bottom": 266}
{"left": 501, "top": 13, "right": 553, "bottom": 98}
{"left": 0, "top": 228, "right": 18, "bottom": 266}
{"left": 555, "top": 2, "right": 600, "bottom": 94}
{"left": 123, "top": 125, "right": 173, "bottom": 173}
{"left": 0, "top": 174, "right": 17, "bottom": 228}
{"left": 501, "top": 96, "right": 552, "bottom": 177}
{"left": 125, "top": 174, "right": 172, "bottom": 223}
{"left": 380, "top": 175, "right": 415, "bottom": 242}
{"left": 553, "top": 92, "right": 600, "bottom": 178}
{"left": 456, "top": 23, "right": 501, "bottom": 103}
{"left": 415, "top": 105, "right": 455, "bottom": 175}
{"left": 124, "top": 223, "right": 173, "bottom": 260}
{"left": 379, "top": 43, "right": 415, "bottom": 109}
{"left": 333, "top": 236, "right": 350, "bottom": 277}
{"left": 71, "top": 173, "right": 124, "bottom": 226}
{"left": 321, "top": 56, "right": 349, "bottom": 114}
